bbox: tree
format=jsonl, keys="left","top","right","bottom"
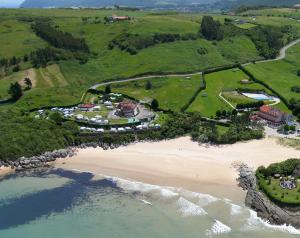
{"left": 9, "top": 56, "right": 17, "bottom": 66}
{"left": 49, "top": 112, "right": 63, "bottom": 125}
{"left": 24, "top": 77, "right": 32, "bottom": 90}
{"left": 105, "top": 85, "right": 111, "bottom": 94}
{"left": 200, "top": 16, "right": 223, "bottom": 41}
{"left": 12, "top": 65, "right": 20, "bottom": 72}
{"left": 8, "top": 82, "right": 23, "bottom": 100}
{"left": 145, "top": 80, "right": 152, "bottom": 90}
{"left": 23, "top": 54, "right": 29, "bottom": 62}
{"left": 151, "top": 99, "right": 159, "bottom": 110}
{"left": 297, "top": 70, "right": 300, "bottom": 77}
{"left": 222, "top": 110, "right": 227, "bottom": 118}
{"left": 216, "top": 110, "right": 221, "bottom": 118}
{"left": 231, "top": 109, "right": 238, "bottom": 116}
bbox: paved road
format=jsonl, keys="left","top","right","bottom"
{"left": 243, "top": 38, "right": 300, "bottom": 66}
{"left": 90, "top": 72, "right": 202, "bottom": 90}
{"left": 88, "top": 38, "right": 300, "bottom": 91}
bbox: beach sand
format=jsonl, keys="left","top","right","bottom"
{"left": 55, "top": 137, "right": 300, "bottom": 202}
{"left": 0, "top": 166, "right": 14, "bottom": 178}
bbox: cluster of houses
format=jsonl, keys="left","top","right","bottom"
{"left": 76, "top": 114, "right": 109, "bottom": 125}
{"left": 251, "top": 105, "right": 295, "bottom": 127}
{"left": 35, "top": 107, "right": 78, "bottom": 119}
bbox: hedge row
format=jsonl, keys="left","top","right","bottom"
{"left": 180, "top": 73, "right": 206, "bottom": 112}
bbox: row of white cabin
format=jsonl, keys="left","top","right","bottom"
{"left": 76, "top": 114, "right": 109, "bottom": 125}
{"left": 80, "top": 123, "right": 161, "bottom": 133}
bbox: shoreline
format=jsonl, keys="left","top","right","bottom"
{"left": 55, "top": 136, "right": 300, "bottom": 202}
{"left": 0, "top": 166, "right": 14, "bottom": 178}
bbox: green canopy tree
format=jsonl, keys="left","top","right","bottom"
{"left": 24, "top": 77, "right": 32, "bottom": 90}
{"left": 151, "top": 99, "right": 159, "bottom": 110}
{"left": 8, "top": 82, "right": 23, "bottom": 100}
{"left": 200, "top": 16, "right": 223, "bottom": 41}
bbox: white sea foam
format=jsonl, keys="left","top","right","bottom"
{"left": 244, "top": 210, "right": 300, "bottom": 235}
{"left": 177, "top": 197, "right": 207, "bottom": 216}
{"left": 140, "top": 199, "right": 152, "bottom": 206}
{"left": 230, "top": 203, "right": 243, "bottom": 215}
{"left": 179, "top": 189, "right": 219, "bottom": 207}
{"left": 206, "top": 220, "right": 232, "bottom": 236}
{"left": 104, "top": 176, "right": 179, "bottom": 198}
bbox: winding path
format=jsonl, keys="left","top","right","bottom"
{"left": 90, "top": 72, "right": 202, "bottom": 90}
{"left": 242, "top": 38, "right": 300, "bottom": 66}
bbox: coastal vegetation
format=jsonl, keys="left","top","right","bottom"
{"left": 256, "top": 159, "right": 300, "bottom": 205}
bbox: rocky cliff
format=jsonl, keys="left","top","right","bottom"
{"left": 237, "top": 164, "right": 300, "bottom": 228}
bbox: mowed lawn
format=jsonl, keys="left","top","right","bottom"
{"left": 97, "top": 75, "right": 202, "bottom": 111}
{"left": 187, "top": 69, "right": 277, "bottom": 117}
{"left": 245, "top": 43, "right": 300, "bottom": 102}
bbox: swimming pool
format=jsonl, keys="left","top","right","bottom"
{"left": 242, "top": 93, "right": 274, "bottom": 101}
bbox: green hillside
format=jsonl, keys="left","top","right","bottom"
{"left": 0, "top": 8, "right": 299, "bottom": 160}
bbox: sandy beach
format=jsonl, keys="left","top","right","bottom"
{"left": 55, "top": 137, "right": 300, "bottom": 201}
{"left": 0, "top": 166, "right": 14, "bottom": 178}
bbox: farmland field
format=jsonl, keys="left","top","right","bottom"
{"left": 245, "top": 43, "right": 300, "bottom": 102}
{"left": 187, "top": 68, "right": 287, "bottom": 116}
{"left": 97, "top": 75, "right": 202, "bottom": 112}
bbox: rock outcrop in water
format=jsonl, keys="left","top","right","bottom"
{"left": 237, "top": 163, "right": 300, "bottom": 229}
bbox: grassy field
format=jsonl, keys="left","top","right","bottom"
{"left": 257, "top": 176, "right": 300, "bottom": 205}
{"left": 234, "top": 23, "right": 257, "bottom": 29}
{"left": 221, "top": 91, "right": 255, "bottom": 105}
{"left": 187, "top": 68, "right": 286, "bottom": 116}
{"left": 0, "top": 19, "right": 46, "bottom": 58}
{"left": 97, "top": 75, "right": 202, "bottom": 112}
{"left": 245, "top": 43, "right": 300, "bottom": 102}
{"left": 0, "top": 64, "right": 83, "bottom": 109}
{"left": 0, "top": 8, "right": 298, "bottom": 112}
{"left": 241, "top": 8, "right": 300, "bottom": 18}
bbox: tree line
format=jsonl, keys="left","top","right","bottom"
{"left": 32, "top": 20, "right": 90, "bottom": 52}
{"left": 109, "top": 32, "right": 198, "bottom": 55}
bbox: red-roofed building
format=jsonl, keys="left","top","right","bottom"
{"left": 257, "top": 105, "right": 293, "bottom": 125}
{"left": 112, "top": 15, "right": 130, "bottom": 21}
{"left": 79, "top": 104, "right": 95, "bottom": 112}
{"left": 117, "top": 101, "right": 138, "bottom": 118}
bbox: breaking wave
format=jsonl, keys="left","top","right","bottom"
{"left": 244, "top": 210, "right": 300, "bottom": 235}
{"left": 206, "top": 220, "right": 232, "bottom": 236}
{"left": 177, "top": 197, "right": 207, "bottom": 216}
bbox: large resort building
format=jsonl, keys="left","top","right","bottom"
{"left": 256, "top": 105, "right": 293, "bottom": 126}
{"left": 117, "top": 101, "right": 138, "bottom": 118}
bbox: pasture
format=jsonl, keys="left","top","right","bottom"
{"left": 187, "top": 68, "right": 286, "bottom": 116}
{"left": 245, "top": 43, "right": 300, "bottom": 102}
{"left": 97, "top": 75, "right": 202, "bottom": 112}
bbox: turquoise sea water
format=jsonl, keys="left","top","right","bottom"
{"left": 0, "top": 169, "right": 299, "bottom": 238}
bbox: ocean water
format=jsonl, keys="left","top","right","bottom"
{"left": 0, "top": 169, "right": 299, "bottom": 238}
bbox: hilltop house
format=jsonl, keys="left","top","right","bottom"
{"left": 112, "top": 15, "right": 130, "bottom": 21}
{"left": 117, "top": 101, "right": 138, "bottom": 118}
{"left": 257, "top": 105, "right": 293, "bottom": 126}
